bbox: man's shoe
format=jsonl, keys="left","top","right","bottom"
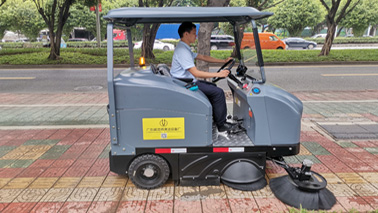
{"left": 217, "top": 123, "right": 233, "bottom": 132}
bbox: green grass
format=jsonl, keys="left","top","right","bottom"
{"left": 0, "top": 48, "right": 377, "bottom": 65}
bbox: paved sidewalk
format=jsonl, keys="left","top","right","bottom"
{"left": 0, "top": 91, "right": 377, "bottom": 212}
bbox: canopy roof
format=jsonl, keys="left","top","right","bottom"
{"left": 104, "top": 7, "right": 273, "bottom": 26}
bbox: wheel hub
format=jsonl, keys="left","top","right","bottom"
{"left": 143, "top": 166, "right": 155, "bottom": 178}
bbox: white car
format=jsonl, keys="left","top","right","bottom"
{"left": 134, "top": 40, "right": 175, "bottom": 51}
{"left": 311, "top": 34, "right": 327, "bottom": 39}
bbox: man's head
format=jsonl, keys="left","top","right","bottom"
{"left": 178, "top": 22, "right": 196, "bottom": 44}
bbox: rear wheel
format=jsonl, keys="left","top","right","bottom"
{"left": 211, "top": 45, "right": 218, "bottom": 50}
{"left": 277, "top": 47, "right": 284, "bottom": 50}
{"left": 128, "top": 154, "right": 170, "bottom": 189}
{"left": 307, "top": 44, "right": 314, "bottom": 49}
{"left": 163, "top": 46, "right": 169, "bottom": 51}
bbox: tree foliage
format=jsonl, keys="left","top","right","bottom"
{"left": 319, "top": 0, "right": 361, "bottom": 56}
{"left": 32, "top": 0, "right": 76, "bottom": 60}
{"left": 340, "top": 0, "right": 378, "bottom": 37}
{"left": 139, "top": 0, "right": 174, "bottom": 59}
{"left": 268, "top": 0, "right": 324, "bottom": 36}
{"left": 0, "top": 0, "right": 45, "bottom": 40}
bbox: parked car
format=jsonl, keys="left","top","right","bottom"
{"left": 68, "top": 38, "right": 89, "bottom": 42}
{"left": 210, "top": 35, "right": 235, "bottom": 50}
{"left": 241, "top": 32, "right": 286, "bottom": 50}
{"left": 134, "top": 40, "right": 175, "bottom": 51}
{"left": 282, "top": 37, "right": 317, "bottom": 49}
{"left": 311, "top": 34, "right": 327, "bottom": 38}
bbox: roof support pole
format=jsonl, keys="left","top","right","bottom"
{"left": 232, "top": 22, "right": 243, "bottom": 64}
{"left": 107, "top": 22, "right": 118, "bottom": 145}
{"left": 126, "top": 28, "right": 134, "bottom": 67}
{"left": 251, "top": 20, "right": 266, "bottom": 84}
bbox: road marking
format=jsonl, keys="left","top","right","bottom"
{"left": 0, "top": 77, "right": 36, "bottom": 80}
{"left": 321, "top": 73, "right": 378, "bottom": 77}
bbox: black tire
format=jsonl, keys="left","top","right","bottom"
{"left": 277, "top": 47, "right": 284, "bottom": 50}
{"left": 163, "top": 46, "right": 169, "bottom": 51}
{"left": 211, "top": 45, "right": 218, "bottom": 50}
{"left": 128, "top": 154, "right": 170, "bottom": 189}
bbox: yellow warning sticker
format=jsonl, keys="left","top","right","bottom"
{"left": 142, "top": 117, "right": 185, "bottom": 140}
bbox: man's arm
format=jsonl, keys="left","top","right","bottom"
{"left": 188, "top": 66, "right": 229, "bottom": 79}
{"left": 196, "top": 54, "right": 233, "bottom": 63}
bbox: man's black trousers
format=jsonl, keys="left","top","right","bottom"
{"left": 196, "top": 80, "right": 227, "bottom": 127}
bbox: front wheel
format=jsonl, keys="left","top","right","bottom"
{"left": 128, "top": 154, "right": 170, "bottom": 189}
{"left": 277, "top": 47, "right": 284, "bottom": 50}
{"left": 211, "top": 45, "right": 218, "bottom": 50}
{"left": 307, "top": 44, "right": 314, "bottom": 49}
{"left": 163, "top": 46, "right": 169, "bottom": 51}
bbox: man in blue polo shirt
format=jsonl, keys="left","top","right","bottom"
{"left": 171, "top": 22, "right": 233, "bottom": 132}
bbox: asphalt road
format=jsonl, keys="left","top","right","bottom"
{"left": 0, "top": 64, "right": 377, "bottom": 93}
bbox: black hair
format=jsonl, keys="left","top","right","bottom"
{"left": 178, "top": 22, "right": 196, "bottom": 38}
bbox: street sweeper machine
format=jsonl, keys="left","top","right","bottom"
{"left": 104, "top": 7, "right": 336, "bottom": 210}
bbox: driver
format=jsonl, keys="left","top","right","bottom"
{"left": 170, "top": 22, "right": 234, "bottom": 132}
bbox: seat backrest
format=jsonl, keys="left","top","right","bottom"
{"left": 157, "top": 64, "right": 171, "bottom": 77}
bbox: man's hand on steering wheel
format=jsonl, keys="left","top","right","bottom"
{"left": 212, "top": 58, "right": 235, "bottom": 83}
{"left": 217, "top": 69, "right": 230, "bottom": 78}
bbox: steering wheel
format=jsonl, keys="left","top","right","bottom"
{"left": 212, "top": 58, "right": 235, "bottom": 83}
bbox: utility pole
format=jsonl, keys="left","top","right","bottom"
{"left": 95, "top": 0, "right": 101, "bottom": 48}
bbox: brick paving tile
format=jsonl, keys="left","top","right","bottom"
{"left": 67, "top": 187, "right": 99, "bottom": 202}
{"left": 317, "top": 155, "right": 354, "bottom": 173}
{"left": 28, "top": 177, "right": 58, "bottom": 189}
{"left": 29, "top": 202, "right": 64, "bottom": 213}
{"left": 59, "top": 201, "right": 91, "bottom": 213}
{"left": 39, "top": 167, "right": 69, "bottom": 177}
{"left": 337, "top": 173, "right": 367, "bottom": 184}
{"left": 173, "top": 200, "right": 202, "bottom": 213}
{"left": 145, "top": 200, "right": 173, "bottom": 213}
{"left": 228, "top": 198, "right": 259, "bottom": 212}
{"left": 0, "top": 168, "right": 24, "bottom": 178}
{"left": 40, "top": 188, "right": 75, "bottom": 202}
{"left": 254, "top": 198, "right": 287, "bottom": 213}
{"left": 87, "top": 201, "right": 119, "bottom": 213}
{"left": 3, "top": 177, "right": 35, "bottom": 189}
{"left": 17, "top": 167, "right": 46, "bottom": 177}
{"left": 0, "top": 188, "right": 24, "bottom": 202}
{"left": 362, "top": 196, "right": 378, "bottom": 209}
{"left": 94, "top": 187, "right": 124, "bottom": 202}
{"left": 62, "top": 166, "right": 90, "bottom": 177}
{"left": 0, "top": 178, "right": 12, "bottom": 188}
{"left": 1, "top": 202, "right": 37, "bottom": 213}
{"left": 77, "top": 176, "right": 105, "bottom": 188}
{"left": 28, "top": 159, "right": 55, "bottom": 168}
{"left": 14, "top": 188, "right": 48, "bottom": 202}
{"left": 116, "top": 200, "right": 146, "bottom": 213}
{"left": 201, "top": 198, "right": 231, "bottom": 213}
{"left": 53, "top": 177, "right": 82, "bottom": 188}
{"left": 50, "top": 159, "right": 75, "bottom": 168}
{"left": 348, "top": 183, "right": 378, "bottom": 197}
{"left": 337, "top": 196, "right": 374, "bottom": 211}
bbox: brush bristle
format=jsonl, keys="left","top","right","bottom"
{"left": 269, "top": 175, "right": 336, "bottom": 210}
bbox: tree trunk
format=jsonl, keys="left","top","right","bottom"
{"left": 196, "top": 0, "right": 230, "bottom": 72}
{"left": 141, "top": 23, "right": 160, "bottom": 59}
{"left": 336, "top": 26, "right": 344, "bottom": 37}
{"left": 197, "top": 23, "right": 214, "bottom": 72}
{"left": 319, "top": 22, "right": 336, "bottom": 56}
{"left": 369, "top": 25, "right": 377, "bottom": 36}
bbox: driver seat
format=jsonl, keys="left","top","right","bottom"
{"left": 157, "top": 64, "right": 171, "bottom": 77}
